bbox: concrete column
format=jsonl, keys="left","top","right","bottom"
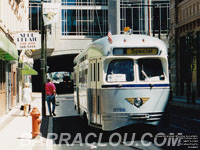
{"left": 144, "top": 0, "right": 152, "bottom": 35}
{"left": 108, "top": 0, "right": 120, "bottom": 35}
{"left": 148, "top": 0, "right": 152, "bottom": 36}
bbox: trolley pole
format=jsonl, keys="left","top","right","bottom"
{"left": 40, "top": 0, "right": 46, "bottom": 116}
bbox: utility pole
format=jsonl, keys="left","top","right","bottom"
{"left": 40, "top": 0, "right": 46, "bottom": 116}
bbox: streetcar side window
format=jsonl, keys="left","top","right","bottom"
{"left": 91, "top": 64, "right": 93, "bottom": 81}
{"left": 94, "top": 63, "right": 96, "bottom": 81}
{"left": 98, "top": 63, "right": 100, "bottom": 81}
{"left": 106, "top": 59, "right": 134, "bottom": 82}
{"left": 138, "top": 59, "right": 164, "bottom": 81}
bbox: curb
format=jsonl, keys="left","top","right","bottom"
{"left": 40, "top": 116, "right": 53, "bottom": 149}
{"left": 47, "top": 117, "right": 53, "bottom": 150}
{"left": 169, "top": 101, "right": 200, "bottom": 111}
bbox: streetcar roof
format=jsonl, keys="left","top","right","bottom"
{"left": 74, "top": 34, "right": 168, "bottom": 64}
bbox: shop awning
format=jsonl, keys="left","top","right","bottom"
{"left": 0, "top": 32, "right": 18, "bottom": 60}
{"left": 21, "top": 64, "right": 38, "bottom": 75}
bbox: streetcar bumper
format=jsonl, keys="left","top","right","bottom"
{"left": 102, "top": 112, "right": 164, "bottom": 130}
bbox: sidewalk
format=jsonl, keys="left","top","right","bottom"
{"left": 169, "top": 96, "right": 200, "bottom": 110}
{"left": 0, "top": 92, "right": 51, "bottom": 150}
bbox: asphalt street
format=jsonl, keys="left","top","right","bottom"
{"left": 50, "top": 94, "right": 199, "bottom": 150}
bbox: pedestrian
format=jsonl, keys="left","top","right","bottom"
{"left": 45, "top": 78, "right": 56, "bottom": 116}
{"left": 22, "top": 83, "right": 32, "bottom": 117}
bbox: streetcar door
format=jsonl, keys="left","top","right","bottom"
{"left": 96, "top": 59, "right": 101, "bottom": 125}
{"left": 75, "top": 66, "right": 80, "bottom": 114}
{"left": 90, "top": 59, "right": 99, "bottom": 124}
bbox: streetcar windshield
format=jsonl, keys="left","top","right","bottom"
{"left": 138, "top": 59, "right": 164, "bottom": 82}
{"left": 106, "top": 59, "right": 134, "bottom": 82}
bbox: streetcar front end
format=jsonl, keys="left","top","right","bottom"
{"left": 100, "top": 49, "right": 170, "bottom": 130}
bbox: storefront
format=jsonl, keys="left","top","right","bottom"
{"left": 0, "top": 32, "right": 18, "bottom": 116}
{"left": 169, "top": 0, "right": 200, "bottom": 103}
{"left": 176, "top": 31, "right": 200, "bottom": 101}
{"left": 18, "top": 51, "right": 38, "bottom": 104}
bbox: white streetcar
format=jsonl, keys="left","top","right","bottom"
{"left": 73, "top": 34, "right": 170, "bottom": 131}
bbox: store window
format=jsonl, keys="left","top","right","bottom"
{"left": 29, "top": 0, "right": 52, "bottom": 31}
{"left": 120, "top": 0, "right": 170, "bottom": 35}
{"left": 61, "top": 0, "right": 107, "bottom": 6}
{"left": 0, "top": 60, "right": 5, "bottom": 91}
{"left": 61, "top": 9, "right": 108, "bottom": 36}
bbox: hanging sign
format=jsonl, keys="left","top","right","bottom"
{"left": 14, "top": 32, "right": 41, "bottom": 50}
{"left": 43, "top": 3, "right": 60, "bottom": 26}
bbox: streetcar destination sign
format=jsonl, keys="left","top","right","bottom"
{"left": 113, "top": 48, "right": 158, "bottom": 56}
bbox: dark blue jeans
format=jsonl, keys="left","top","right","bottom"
{"left": 46, "top": 95, "right": 56, "bottom": 115}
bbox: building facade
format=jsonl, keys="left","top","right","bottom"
{"left": 29, "top": 0, "right": 170, "bottom": 91}
{"left": 29, "top": 0, "right": 170, "bottom": 57}
{"left": 170, "top": 0, "right": 200, "bottom": 101}
{"left": 0, "top": 0, "right": 29, "bottom": 116}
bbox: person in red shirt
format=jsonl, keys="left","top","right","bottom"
{"left": 45, "top": 78, "right": 56, "bottom": 116}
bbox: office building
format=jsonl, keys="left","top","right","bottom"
{"left": 170, "top": 0, "right": 200, "bottom": 100}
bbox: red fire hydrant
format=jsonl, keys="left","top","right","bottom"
{"left": 30, "top": 107, "right": 41, "bottom": 138}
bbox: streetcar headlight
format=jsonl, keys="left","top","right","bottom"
{"left": 134, "top": 98, "right": 143, "bottom": 107}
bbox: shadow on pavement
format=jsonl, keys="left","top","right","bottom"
{"left": 52, "top": 115, "right": 157, "bottom": 145}
{"left": 40, "top": 116, "right": 49, "bottom": 138}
